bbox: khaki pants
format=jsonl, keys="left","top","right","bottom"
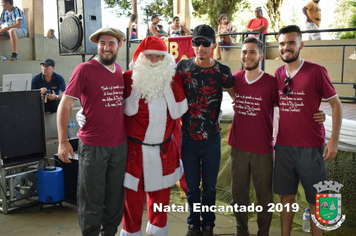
{"left": 230, "top": 147, "right": 273, "bottom": 236}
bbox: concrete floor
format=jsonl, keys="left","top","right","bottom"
{"left": 0, "top": 200, "right": 312, "bottom": 236}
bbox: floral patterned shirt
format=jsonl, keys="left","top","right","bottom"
{"left": 176, "top": 58, "right": 233, "bottom": 140}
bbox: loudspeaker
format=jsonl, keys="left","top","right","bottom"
{"left": 57, "top": 0, "right": 102, "bottom": 55}
{"left": 0, "top": 90, "right": 46, "bottom": 166}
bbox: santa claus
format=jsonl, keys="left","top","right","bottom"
{"left": 120, "top": 36, "right": 188, "bottom": 236}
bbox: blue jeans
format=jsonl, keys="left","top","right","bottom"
{"left": 181, "top": 133, "right": 221, "bottom": 229}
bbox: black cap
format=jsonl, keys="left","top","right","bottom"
{"left": 192, "top": 24, "right": 216, "bottom": 43}
{"left": 40, "top": 58, "right": 55, "bottom": 67}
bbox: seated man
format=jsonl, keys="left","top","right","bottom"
{"left": 149, "top": 13, "right": 168, "bottom": 37}
{"left": 0, "top": 0, "right": 27, "bottom": 61}
{"left": 31, "top": 58, "right": 66, "bottom": 113}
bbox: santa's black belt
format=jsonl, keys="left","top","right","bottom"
{"left": 127, "top": 134, "right": 173, "bottom": 154}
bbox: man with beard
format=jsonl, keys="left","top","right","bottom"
{"left": 57, "top": 27, "right": 127, "bottom": 236}
{"left": 229, "top": 37, "right": 326, "bottom": 236}
{"left": 176, "top": 24, "right": 235, "bottom": 236}
{"left": 120, "top": 36, "right": 187, "bottom": 236}
{"left": 274, "top": 25, "right": 342, "bottom": 236}
{"left": 228, "top": 37, "right": 277, "bottom": 236}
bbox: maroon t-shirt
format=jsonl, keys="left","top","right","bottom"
{"left": 228, "top": 70, "right": 278, "bottom": 154}
{"left": 65, "top": 59, "right": 126, "bottom": 147}
{"left": 275, "top": 60, "right": 337, "bottom": 147}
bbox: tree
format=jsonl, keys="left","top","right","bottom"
{"left": 266, "top": 0, "right": 284, "bottom": 33}
{"left": 103, "top": 0, "right": 285, "bottom": 34}
{"left": 191, "top": 0, "right": 244, "bottom": 30}
{"left": 333, "top": 0, "right": 356, "bottom": 39}
{"left": 330, "top": 0, "right": 354, "bottom": 29}
{"left": 104, "top": 0, "right": 244, "bottom": 31}
{"left": 104, "top": 0, "right": 173, "bottom": 24}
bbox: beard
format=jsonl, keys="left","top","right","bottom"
{"left": 244, "top": 60, "right": 260, "bottom": 71}
{"left": 131, "top": 53, "right": 176, "bottom": 103}
{"left": 98, "top": 50, "right": 118, "bottom": 66}
{"left": 280, "top": 48, "right": 300, "bottom": 63}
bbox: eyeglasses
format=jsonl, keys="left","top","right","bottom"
{"left": 192, "top": 40, "right": 212, "bottom": 47}
{"left": 283, "top": 77, "right": 292, "bottom": 96}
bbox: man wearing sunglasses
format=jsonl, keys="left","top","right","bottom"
{"left": 176, "top": 24, "right": 235, "bottom": 236}
{"left": 274, "top": 25, "right": 342, "bottom": 236}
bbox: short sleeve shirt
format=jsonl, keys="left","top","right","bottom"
{"left": 247, "top": 17, "right": 269, "bottom": 34}
{"left": 275, "top": 60, "right": 337, "bottom": 147}
{"left": 31, "top": 72, "right": 66, "bottom": 95}
{"left": 176, "top": 58, "right": 233, "bottom": 140}
{"left": 0, "top": 6, "right": 27, "bottom": 35}
{"left": 64, "top": 59, "right": 126, "bottom": 147}
{"left": 228, "top": 70, "right": 278, "bottom": 154}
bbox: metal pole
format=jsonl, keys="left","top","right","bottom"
{"left": 126, "top": 28, "right": 130, "bottom": 71}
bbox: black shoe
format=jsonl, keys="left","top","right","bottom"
{"left": 186, "top": 224, "right": 202, "bottom": 236}
{"left": 202, "top": 226, "right": 213, "bottom": 236}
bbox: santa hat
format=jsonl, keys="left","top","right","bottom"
{"left": 133, "top": 36, "right": 169, "bottom": 63}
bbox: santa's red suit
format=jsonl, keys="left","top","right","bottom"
{"left": 120, "top": 36, "right": 188, "bottom": 236}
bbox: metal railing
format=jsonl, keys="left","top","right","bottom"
{"left": 125, "top": 27, "right": 356, "bottom": 101}
{"left": 219, "top": 28, "right": 356, "bottom": 101}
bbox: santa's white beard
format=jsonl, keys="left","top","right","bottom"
{"left": 131, "top": 54, "right": 176, "bottom": 103}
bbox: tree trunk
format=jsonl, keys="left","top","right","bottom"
{"left": 132, "top": 0, "right": 137, "bottom": 15}
{"left": 266, "top": 0, "right": 284, "bottom": 33}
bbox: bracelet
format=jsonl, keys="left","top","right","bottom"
{"left": 59, "top": 140, "right": 69, "bottom": 144}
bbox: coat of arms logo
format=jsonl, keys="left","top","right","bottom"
{"left": 311, "top": 180, "right": 346, "bottom": 230}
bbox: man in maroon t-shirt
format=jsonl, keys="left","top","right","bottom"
{"left": 228, "top": 37, "right": 325, "bottom": 236}
{"left": 229, "top": 37, "right": 276, "bottom": 236}
{"left": 57, "top": 27, "right": 127, "bottom": 236}
{"left": 274, "top": 25, "right": 342, "bottom": 236}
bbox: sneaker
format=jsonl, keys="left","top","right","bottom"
{"left": 186, "top": 224, "right": 202, "bottom": 236}
{"left": 202, "top": 226, "right": 213, "bottom": 236}
{"left": 10, "top": 53, "right": 18, "bottom": 61}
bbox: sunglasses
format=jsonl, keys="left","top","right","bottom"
{"left": 192, "top": 40, "right": 212, "bottom": 47}
{"left": 283, "top": 77, "right": 292, "bottom": 96}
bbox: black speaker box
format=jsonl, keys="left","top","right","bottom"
{"left": 0, "top": 90, "right": 46, "bottom": 167}
{"left": 57, "top": 0, "right": 102, "bottom": 55}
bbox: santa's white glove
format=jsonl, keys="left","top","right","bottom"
{"left": 76, "top": 108, "right": 86, "bottom": 128}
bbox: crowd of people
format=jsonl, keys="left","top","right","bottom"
{"left": 55, "top": 13, "right": 340, "bottom": 236}
{"left": 0, "top": 0, "right": 323, "bottom": 61}
{"left": 1, "top": 0, "right": 341, "bottom": 236}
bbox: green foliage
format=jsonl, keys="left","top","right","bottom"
{"left": 331, "top": 0, "right": 352, "bottom": 29}
{"left": 104, "top": 0, "right": 245, "bottom": 31}
{"left": 339, "top": 31, "right": 356, "bottom": 39}
{"left": 191, "top": 0, "right": 244, "bottom": 30}
{"left": 103, "top": 0, "right": 132, "bottom": 17}
{"left": 333, "top": 0, "right": 356, "bottom": 39}
{"left": 103, "top": 0, "right": 173, "bottom": 24}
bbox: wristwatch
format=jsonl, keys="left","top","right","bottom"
{"left": 56, "top": 95, "right": 59, "bottom": 100}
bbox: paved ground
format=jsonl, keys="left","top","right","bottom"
{"left": 0, "top": 199, "right": 313, "bottom": 236}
